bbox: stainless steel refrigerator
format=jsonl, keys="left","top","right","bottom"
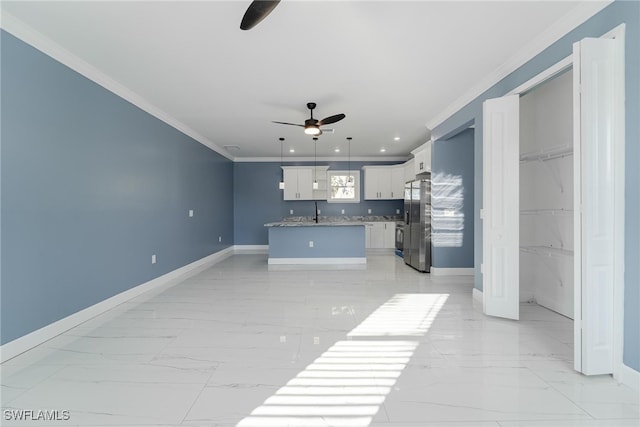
{"left": 404, "top": 176, "right": 432, "bottom": 272}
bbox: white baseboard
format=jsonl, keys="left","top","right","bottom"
{"left": 431, "top": 267, "right": 474, "bottom": 276}
{"left": 0, "top": 247, "right": 234, "bottom": 363}
{"left": 268, "top": 257, "right": 367, "bottom": 265}
{"left": 472, "top": 288, "right": 483, "bottom": 304}
{"left": 617, "top": 362, "right": 640, "bottom": 392}
{"left": 233, "top": 245, "right": 269, "bottom": 254}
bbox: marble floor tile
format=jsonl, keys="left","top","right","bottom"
{"left": 1, "top": 253, "right": 638, "bottom": 427}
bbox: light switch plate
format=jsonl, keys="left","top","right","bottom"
{"left": 151, "top": 254, "right": 156, "bottom": 264}
{"left": 290, "top": 209, "right": 294, "bottom": 215}
{"left": 368, "top": 209, "right": 372, "bottom": 214}
{"left": 189, "top": 209, "right": 194, "bottom": 217}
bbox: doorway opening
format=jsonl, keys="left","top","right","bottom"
{"left": 519, "top": 69, "right": 574, "bottom": 319}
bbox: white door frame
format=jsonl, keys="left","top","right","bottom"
{"left": 504, "top": 24, "right": 625, "bottom": 378}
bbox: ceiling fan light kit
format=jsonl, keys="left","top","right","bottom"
{"left": 305, "top": 126, "right": 321, "bottom": 136}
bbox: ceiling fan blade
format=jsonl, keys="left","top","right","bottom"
{"left": 318, "top": 114, "right": 346, "bottom": 126}
{"left": 240, "top": 1, "right": 281, "bottom": 30}
{"left": 272, "top": 121, "right": 305, "bottom": 127}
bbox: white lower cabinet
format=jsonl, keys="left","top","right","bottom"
{"left": 365, "top": 222, "right": 396, "bottom": 249}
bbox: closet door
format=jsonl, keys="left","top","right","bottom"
{"left": 573, "top": 35, "right": 624, "bottom": 375}
{"left": 482, "top": 95, "right": 520, "bottom": 320}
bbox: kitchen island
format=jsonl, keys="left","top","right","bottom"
{"left": 264, "top": 219, "right": 366, "bottom": 265}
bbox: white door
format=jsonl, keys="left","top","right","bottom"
{"left": 573, "top": 35, "right": 624, "bottom": 375}
{"left": 482, "top": 95, "right": 520, "bottom": 320}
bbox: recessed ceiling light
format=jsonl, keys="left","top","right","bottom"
{"left": 334, "top": 148, "right": 340, "bottom": 153}
{"left": 394, "top": 137, "right": 400, "bottom": 141}
{"left": 289, "top": 148, "right": 295, "bottom": 153}
{"left": 380, "top": 148, "right": 386, "bottom": 153}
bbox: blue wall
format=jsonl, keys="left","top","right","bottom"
{"left": 0, "top": 30, "right": 234, "bottom": 345}
{"left": 432, "top": 128, "right": 474, "bottom": 268}
{"left": 234, "top": 161, "right": 404, "bottom": 245}
{"left": 431, "top": 1, "right": 639, "bottom": 372}
{"left": 268, "top": 226, "right": 366, "bottom": 259}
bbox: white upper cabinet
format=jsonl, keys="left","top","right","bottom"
{"left": 282, "top": 166, "right": 328, "bottom": 200}
{"left": 363, "top": 167, "right": 390, "bottom": 199}
{"left": 363, "top": 166, "right": 406, "bottom": 200}
{"left": 404, "top": 158, "right": 415, "bottom": 182}
{"left": 411, "top": 140, "right": 432, "bottom": 175}
{"left": 390, "top": 165, "right": 405, "bottom": 199}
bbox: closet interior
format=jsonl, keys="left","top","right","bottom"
{"left": 519, "top": 69, "right": 574, "bottom": 319}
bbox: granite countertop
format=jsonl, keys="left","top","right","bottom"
{"left": 265, "top": 215, "right": 402, "bottom": 227}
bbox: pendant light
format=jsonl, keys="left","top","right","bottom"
{"left": 278, "top": 137, "right": 285, "bottom": 190}
{"left": 312, "top": 137, "right": 319, "bottom": 190}
{"left": 347, "top": 137, "right": 353, "bottom": 183}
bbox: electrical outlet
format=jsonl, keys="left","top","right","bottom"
{"left": 317, "top": 209, "right": 321, "bottom": 214}
{"left": 290, "top": 209, "right": 294, "bottom": 215}
{"left": 218, "top": 236, "right": 222, "bottom": 242}
{"left": 368, "top": 209, "right": 372, "bottom": 214}
{"left": 314, "top": 336, "right": 320, "bottom": 345}
{"left": 151, "top": 254, "right": 157, "bottom": 264}
{"left": 396, "top": 209, "right": 400, "bottom": 214}
{"left": 341, "top": 209, "right": 345, "bottom": 215}
{"left": 309, "top": 241, "right": 314, "bottom": 248}
{"left": 189, "top": 209, "right": 194, "bottom": 217}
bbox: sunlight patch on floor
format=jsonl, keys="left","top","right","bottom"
{"left": 236, "top": 294, "right": 449, "bottom": 426}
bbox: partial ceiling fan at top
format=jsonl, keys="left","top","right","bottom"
{"left": 273, "top": 102, "right": 345, "bottom": 136}
{"left": 240, "top": 1, "right": 280, "bottom": 30}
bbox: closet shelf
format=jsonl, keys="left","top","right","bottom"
{"left": 520, "top": 209, "right": 573, "bottom": 216}
{"left": 520, "top": 144, "right": 573, "bottom": 163}
{"left": 520, "top": 245, "right": 574, "bottom": 258}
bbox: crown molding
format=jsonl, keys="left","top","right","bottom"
{"left": 0, "top": 11, "right": 235, "bottom": 161}
{"left": 426, "top": 0, "right": 612, "bottom": 131}
{"left": 235, "top": 156, "right": 409, "bottom": 163}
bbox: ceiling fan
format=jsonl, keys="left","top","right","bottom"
{"left": 240, "top": 1, "right": 281, "bottom": 31}
{"left": 273, "top": 102, "right": 346, "bottom": 136}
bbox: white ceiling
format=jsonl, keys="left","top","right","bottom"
{"left": 1, "top": 1, "right": 608, "bottom": 161}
